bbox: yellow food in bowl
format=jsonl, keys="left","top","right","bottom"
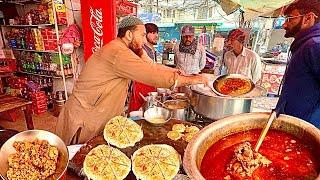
{"left": 148, "top": 117, "right": 166, "bottom": 124}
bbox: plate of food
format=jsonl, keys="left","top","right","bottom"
{"left": 213, "top": 74, "right": 255, "bottom": 97}
{"left": 0, "top": 130, "right": 69, "bottom": 180}
{"left": 83, "top": 144, "right": 131, "bottom": 180}
{"left": 132, "top": 144, "right": 181, "bottom": 180}
{"left": 103, "top": 116, "right": 144, "bottom": 149}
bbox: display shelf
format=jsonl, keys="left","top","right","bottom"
{"left": 1, "top": 0, "right": 73, "bottom": 100}
{"left": 0, "top": 0, "right": 42, "bottom": 5}
{"left": 12, "top": 48, "right": 59, "bottom": 53}
{"left": 15, "top": 71, "right": 73, "bottom": 79}
{"left": 1, "top": 24, "right": 55, "bottom": 28}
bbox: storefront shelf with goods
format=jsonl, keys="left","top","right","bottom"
{"left": 0, "top": 0, "right": 73, "bottom": 101}
{"left": 1, "top": 24, "right": 65, "bottom": 28}
{"left": 1, "top": 24, "right": 54, "bottom": 28}
{"left": 15, "top": 71, "right": 73, "bottom": 79}
{"left": 12, "top": 48, "right": 58, "bottom": 53}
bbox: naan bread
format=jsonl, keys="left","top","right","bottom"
{"left": 168, "top": 124, "right": 200, "bottom": 142}
{"left": 132, "top": 144, "right": 180, "bottom": 180}
{"left": 167, "top": 131, "right": 182, "bottom": 141}
{"left": 83, "top": 145, "right": 131, "bottom": 180}
{"left": 182, "top": 132, "right": 197, "bottom": 143}
{"left": 185, "top": 126, "right": 200, "bottom": 133}
{"left": 172, "top": 124, "right": 186, "bottom": 133}
{"left": 104, "top": 116, "right": 143, "bottom": 148}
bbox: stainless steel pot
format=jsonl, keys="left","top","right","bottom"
{"left": 190, "top": 84, "right": 266, "bottom": 120}
{"left": 183, "top": 113, "right": 320, "bottom": 179}
{"left": 164, "top": 100, "right": 189, "bottom": 120}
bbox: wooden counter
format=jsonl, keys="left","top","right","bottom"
{"left": 68, "top": 119, "right": 200, "bottom": 179}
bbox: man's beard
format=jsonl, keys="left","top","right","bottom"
{"left": 129, "top": 39, "right": 143, "bottom": 57}
{"left": 182, "top": 40, "right": 192, "bottom": 46}
{"left": 284, "top": 20, "right": 303, "bottom": 38}
{"left": 147, "top": 38, "right": 157, "bottom": 45}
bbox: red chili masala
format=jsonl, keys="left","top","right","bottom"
{"left": 200, "top": 129, "right": 319, "bottom": 179}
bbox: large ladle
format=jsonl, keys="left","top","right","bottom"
{"left": 254, "top": 103, "right": 285, "bottom": 152}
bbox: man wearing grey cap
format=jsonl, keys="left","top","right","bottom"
{"left": 173, "top": 25, "right": 206, "bottom": 75}
{"left": 55, "top": 16, "right": 209, "bottom": 144}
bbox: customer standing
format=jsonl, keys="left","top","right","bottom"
{"left": 128, "top": 23, "right": 159, "bottom": 112}
{"left": 173, "top": 25, "right": 206, "bottom": 75}
{"left": 276, "top": 0, "right": 320, "bottom": 127}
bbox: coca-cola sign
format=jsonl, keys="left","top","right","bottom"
{"left": 81, "top": 0, "right": 116, "bottom": 61}
{"left": 90, "top": 7, "right": 103, "bottom": 53}
{"left": 116, "top": 0, "right": 137, "bottom": 16}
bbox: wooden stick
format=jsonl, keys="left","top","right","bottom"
{"left": 254, "top": 110, "right": 277, "bottom": 152}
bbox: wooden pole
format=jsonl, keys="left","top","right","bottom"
{"left": 52, "top": 0, "right": 68, "bottom": 100}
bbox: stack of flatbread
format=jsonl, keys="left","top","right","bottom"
{"left": 132, "top": 144, "right": 180, "bottom": 180}
{"left": 104, "top": 116, "right": 143, "bottom": 148}
{"left": 83, "top": 145, "right": 131, "bottom": 180}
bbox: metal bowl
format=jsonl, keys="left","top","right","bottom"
{"left": 164, "top": 100, "right": 190, "bottom": 120}
{"left": 144, "top": 107, "right": 172, "bottom": 125}
{"left": 183, "top": 113, "right": 320, "bottom": 179}
{"left": 213, "top": 74, "right": 255, "bottom": 97}
{"left": 0, "top": 130, "right": 69, "bottom": 180}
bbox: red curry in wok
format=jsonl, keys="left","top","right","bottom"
{"left": 216, "top": 78, "right": 253, "bottom": 96}
{"left": 200, "top": 129, "right": 319, "bottom": 179}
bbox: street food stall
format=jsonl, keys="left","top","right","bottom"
{"left": 1, "top": 0, "right": 320, "bottom": 179}
{"left": 0, "top": 74, "right": 319, "bottom": 179}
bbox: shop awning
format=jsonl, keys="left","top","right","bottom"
{"left": 218, "top": 0, "right": 296, "bottom": 20}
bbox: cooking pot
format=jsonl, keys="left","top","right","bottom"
{"left": 190, "top": 84, "right": 266, "bottom": 120}
{"left": 183, "top": 113, "right": 320, "bottom": 179}
{"left": 164, "top": 99, "right": 189, "bottom": 120}
{"left": 0, "top": 130, "right": 69, "bottom": 180}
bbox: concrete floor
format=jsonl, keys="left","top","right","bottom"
{"left": 0, "top": 110, "right": 57, "bottom": 133}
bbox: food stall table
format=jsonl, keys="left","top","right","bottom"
{"left": 68, "top": 119, "right": 200, "bottom": 179}
{"left": 0, "top": 94, "right": 33, "bottom": 130}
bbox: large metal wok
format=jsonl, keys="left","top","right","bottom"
{"left": 0, "top": 130, "right": 69, "bottom": 180}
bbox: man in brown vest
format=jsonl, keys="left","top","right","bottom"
{"left": 55, "top": 16, "right": 209, "bottom": 145}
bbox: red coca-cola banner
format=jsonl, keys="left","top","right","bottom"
{"left": 116, "top": 0, "right": 138, "bottom": 16}
{"left": 80, "top": 0, "right": 116, "bottom": 61}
